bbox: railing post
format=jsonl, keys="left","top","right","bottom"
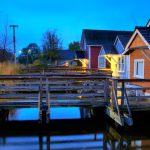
{"left": 104, "top": 78, "right": 109, "bottom": 104}
{"left": 111, "top": 79, "right": 117, "bottom": 109}
{"left": 40, "top": 77, "right": 43, "bottom": 107}
{"left": 121, "top": 82, "right": 125, "bottom": 107}
{"left": 39, "top": 77, "right": 43, "bottom": 122}
{"left": 46, "top": 78, "right": 50, "bottom": 108}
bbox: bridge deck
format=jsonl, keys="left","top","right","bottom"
{"left": 0, "top": 72, "right": 150, "bottom": 126}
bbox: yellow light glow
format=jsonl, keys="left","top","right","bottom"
{"left": 79, "top": 59, "right": 88, "bottom": 68}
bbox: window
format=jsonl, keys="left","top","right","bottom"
{"left": 98, "top": 56, "right": 106, "bottom": 68}
{"left": 134, "top": 59, "right": 144, "bottom": 78}
{"left": 118, "top": 56, "right": 125, "bottom": 72}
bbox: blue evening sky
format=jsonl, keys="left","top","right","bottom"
{"left": 0, "top": 0, "right": 150, "bottom": 52}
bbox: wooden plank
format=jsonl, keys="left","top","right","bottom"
{"left": 121, "top": 82, "right": 125, "bottom": 107}
{"left": 104, "top": 78, "right": 109, "bottom": 103}
{"left": 0, "top": 93, "right": 39, "bottom": 99}
{"left": 0, "top": 75, "right": 107, "bottom": 80}
{"left": 123, "top": 113, "right": 133, "bottom": 126}
{"left": 0, "top": 99, "right": 105, "bottom": 107}
{"left": 0, "top": 86, "right": 104, "bottom": 92}
{"left": 117, "top": 96, "right": 150, "bottom": 100}
{"left": 113, "top": 78, "right": 150, "bottom": 82}
{"left": 118, "top": 87, "right": 150, "bottom": 90}
{"left": 49, "top": 93, "right": 104, "bottom": 98}
{"left": 105, "top": 106, "right": 124, "bottom": 126}
{"left": 0, "top": 86, "right": 39, "bottom": 91}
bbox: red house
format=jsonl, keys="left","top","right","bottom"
{"left": 81, "top": 29, "right": 132, "bottom": 69}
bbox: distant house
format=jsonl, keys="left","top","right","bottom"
{"left": 56, "top": 50, "right": 75, "bottom": 65}
{"left": 81, "top": 29, "right": 132, "bottom": 70}
{"left": 123, "top": 26, "right": 150, "bottom": 92}
{"left": 99, "top": 33, "right": 132, "bottom": 77}
{"left": 56, "top": 50, "right": 86, "bottom": 67}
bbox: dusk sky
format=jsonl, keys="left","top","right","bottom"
{"left": 1, "top": 0, "right": 150, "bottom": 53}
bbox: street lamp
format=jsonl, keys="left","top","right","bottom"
{"left": 19, "top": 50, "right": 22, "bottom": 54}
{"left": 26, "top": 49, "right": 31, "bottom": 67}
{"left": 10, "top": 25, "right": 18, "bottom": 65}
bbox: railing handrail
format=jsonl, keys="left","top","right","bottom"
{"left": 111, "top": 78, "right": 150, "bottom": 82}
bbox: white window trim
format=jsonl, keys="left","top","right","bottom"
{"left": 117, "top": 56, "right": 125, "bottom": 73}
{"left": 98, "top": 55, "right": 106, "bottom": 68}
{"left": 134, "top": 59, "right": 144, "bottom": 79}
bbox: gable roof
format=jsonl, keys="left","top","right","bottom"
{"left": 57, "top": 50, "right": 86, "bottom": 60}
{"left": 117, "top": 33, "right": 132, "bottom": 47}
{"left": 138, "top": 27, "right": 150, "bottom": 44}
{"left": 146, "top": 19, "right": 150, "bottom": 27}
{"left": 57, "top": 50, "right": 75, "bottom": 60}
{"left": 103, "top": 45, "right": 118, "bottom": 54}
{"left": 123, "top": 27, "right": 150, "bottom": 54}
{"left": 75, "top": 50, "right": 86, "bottom": 59}
{"left": 82, "top": 29, "right": 132, "bottom": 54}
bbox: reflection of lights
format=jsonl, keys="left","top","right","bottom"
{"left": 65, "top": 62, "right": 69, "bottom": 66}
{"left": 78, "top": 96, "right": 82, "bottom": 99}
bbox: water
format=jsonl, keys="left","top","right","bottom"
{"left": 0, "top": 107, "right": 149, "bottom": 150}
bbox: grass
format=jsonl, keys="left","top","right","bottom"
{"left": 0, "top": 62, "right": 21, "bottom": 75}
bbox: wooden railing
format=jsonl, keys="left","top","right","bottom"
{"left": 0, "top": 74, "right": 150, "bottom": 125}
{"left": 21, "top": 66, "right": 112, "bottom": 76}
{"left": 105, "top": 78, "right": 150, "bottom": 126}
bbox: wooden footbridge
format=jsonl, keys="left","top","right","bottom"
{"left": 0, "top": 67, "right": 150, "bottom": 126}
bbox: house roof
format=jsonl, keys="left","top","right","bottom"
{"left": 82, "top": 29, "right": 132, "bottom": 54}
{"left": 137, "top": 27, "right": 150, "bottom": 44}
{"left": 117, "top": 33, "right": 132, "bottom": 47}
{"left": 57, "top": 50, "right": 75, "bottom": 60}
{"left": 103, "top": 45, "right": 118, "bottom": 54}
{"left": 146, "top": 19, "right": 150, "bottom": 27}
{"left": 57, "top": 50, "right": 86, "bottom": 60}
{"left": 75, "top": 50, "right": 86, "bottom": 59}
{"left": 123, "top": 27, "right": 150, "bottom": 54}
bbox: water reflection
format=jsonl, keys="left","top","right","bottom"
{"left": 0, "top": 107, "right": 94, "bottom": 121}
{"left": 0, "top": 107, "right": 149, "bottom": 150}
{"left": 0, "top": 126, "right": 149, "bottom": 150}
{"left": 103, "top": 126, "right": 141, "bottom": 150}
{"left": 50, "top": 107, "right": 81, "bottom": 119}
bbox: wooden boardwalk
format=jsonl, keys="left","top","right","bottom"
{"left": 0, "top": 68, "right": 150, "bottom": 126}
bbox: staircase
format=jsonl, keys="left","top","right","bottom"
{"left": 105, "top": 79, "right": 133, "bottom": 126}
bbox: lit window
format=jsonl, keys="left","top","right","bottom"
{"left": 134, "top": 59, "right": 144, "bottom": 78}
{"left": 98, "top": 56, "right": 106, "bottom": 68}
{"left": 118, "top": 56, "right": 125, "bottom": 72}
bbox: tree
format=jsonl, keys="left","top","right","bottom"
{"left": 18, "top": 43, "right": 41, "bottom": 65}
{"left": 0, "top": 21, "right": 11, "bottom": 51}
{"left": 0, "top": 20, "right": 13, "bottom": 62}
{"left": 0, "top": 49, "right": 13, "bottom": 62}
{"left": 68, "top": 41, "right": 81, "bottom": 51}
{"left": 42, "top": 30, "right": 62, "bottom": 64}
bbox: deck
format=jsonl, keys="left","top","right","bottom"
{"left": 0, "top": 67, "right": 150, "bottom": 126}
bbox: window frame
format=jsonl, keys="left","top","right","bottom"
{"left": 134, "top": 59, "right": 144, "bottom": 79}
{"left": 98, "top": 55, "right": 106, "bottom": 68}
{"left": 117, "top": 56, "right": 125, "bottom": 72}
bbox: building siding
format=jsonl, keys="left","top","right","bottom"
{"left": 129, "top": 34, "right": 150, "bottom": 91}
{"left": 129, "top": 34, "right": 146, "bottom": 48}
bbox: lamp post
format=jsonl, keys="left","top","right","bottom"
{"left": 26, "top": 49, "right": 31, "bottom": 67}
{"left": 10, "top": 25, "right": 18, "bottom": 65}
